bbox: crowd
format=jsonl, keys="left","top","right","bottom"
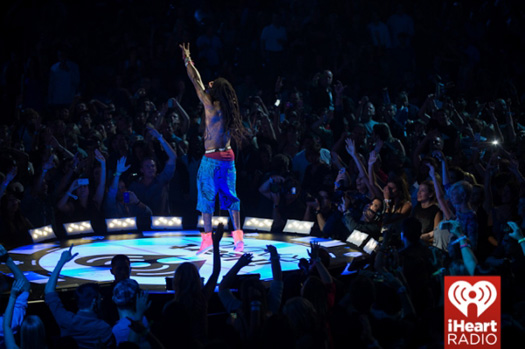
{"left": 1, "top": 0, "right": 525, "bottom": 348}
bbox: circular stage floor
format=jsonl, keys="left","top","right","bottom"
{"left": 1, "top": 230, "right": 364, "bottom": 297}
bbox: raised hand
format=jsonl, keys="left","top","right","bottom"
{"left": 237, "top": 253, "right": 253, "bottom": 267}
{"left": 213, "top": 223, "right": 224, "bottom": 245}
{"left": 179, "top": 42, "right": 191, "bottom": 60}
{"left": 345, "top": 138, "right": 356, "bottom": 156}
{"left": 60, "top": 244, "right": 79, "bottom": 264}
{"left": 10, "top": 279, "right": 26, "bottom": 297}
{"left": 507, "top": 221, "right": 524, "bottom": 241}
{"left": 426, "top": 162, "right": 436, "bottom": 179}
{"left": 42, "top": 155, "right": 55, "bottom": 172}
{"left": 308, "top": 241, "right": 321, "bottom": 261}
{"left": 432, "top": 150, "right": 445, "bottom": 162}
{"left": 266, "top": 245, "right": 279, "bottom": 259}
{"left": 94, "top": 149, "right": 106, "bottom": 164}
{"left": 135, "top": 290, "right": 151, "bottom": 317}
{"left": 116, "top": 156, "right": 131, "bottom": 175}
{"left": 146, "top": 125, "right": 162, "bottom": 141}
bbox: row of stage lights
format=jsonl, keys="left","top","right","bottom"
{"left": 29, "top": 216, "right": 316, "bottom": 243}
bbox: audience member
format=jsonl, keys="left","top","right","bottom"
{"left": 44, "top": 245, "right": 115, "bottom": 348}
{"left": 0, "top": 244, "right": 31, "bottom": 348}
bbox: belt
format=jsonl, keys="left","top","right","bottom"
{"left": 204, "top": 146, "right": 232, "bottom": 154}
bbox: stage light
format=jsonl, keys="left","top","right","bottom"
{"left": 283, "top": 219, "right": 314, "bottom": 235}
{"left": 242, "top": 217, "right": 274, "bottom": 232}
{"left": 346, "top": 229, "right": 378, "bottom": 255}
{"left": 63, "top": 221, "right": 94, "bottom": 236}
{"left": 151, "top": 216, "right": 183, "bottom": 230}
{"left": 346, "top": 229, "right": 368, "bottom": 246}
{"left": 30, "top": 225, "right": 56, "bottom": 243}
{"left": 197, "top": 216, "right": 229, "bottom": 229}
{"left": 363, "top": 238, "right": 379, "bottom": 254}
{"left": 105, "top": 217, "right": 137, "bottom": 232}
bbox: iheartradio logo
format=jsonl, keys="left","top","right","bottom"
{"left": 448, "top": 280, "right": 497, "bottom": 317}
{"left": 445, "top": 276, "right": 500, "bottom": 348}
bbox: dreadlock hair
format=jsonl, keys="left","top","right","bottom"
{"left": 209, "top": 77, "right": 248, "bottom": 148}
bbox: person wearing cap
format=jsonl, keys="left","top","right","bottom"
{"left": 112, "top": 278, "right": 151, "bottom": 347}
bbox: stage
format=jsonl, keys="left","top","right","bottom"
{"left": 1, "top": 229, "right": 367, "bottom": 299}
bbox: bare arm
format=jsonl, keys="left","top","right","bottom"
{"left": 3, "top": 280, "right": 24, "bottom": 349}
{"left": 179, "top": 43, "right": 212, "bottom": 108}
{"left": 366, "top": 150, "right": 386, "bottom": 199}
{"left": 309, "top": 242, "right": 332, "bottom": 285}
{"left": 218, "top": 253, "right": 253, "bottom": 291}
{"left": 427, "top": 163, "right": 453, "bottom": 220}
{"left": 173, "top": 98, "right": 191, "bottom": 136}
{"left": 202, "top": 223, "right": 224, "bottom": 300}
{"left": 147, "top": 125, "right": 177, "bottom": 165}
{"left": 45, "top": 245, "right": 78, "bottom": 294}
{"left": 93, "top": 149, "right": 106, "bottom": 210}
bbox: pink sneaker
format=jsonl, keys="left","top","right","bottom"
{"left": 197, "top": 232, "right": 212, "bottom": 255}
{"left": 232, "top": 230, "right": 244, "bottom": 252}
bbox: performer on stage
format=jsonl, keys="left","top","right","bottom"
{"left": 180, "top": 42, "right": 247, "bottom": 254}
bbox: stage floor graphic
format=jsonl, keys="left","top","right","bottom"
{"left": 1, "top": 230, "right": 361, "bottom": 295}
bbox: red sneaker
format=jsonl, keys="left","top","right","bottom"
{"left": 197, "top": 232, "right": 213, "bottom": 255}
{"left": 232, "top": 230, "right": 244, "bottom": 252}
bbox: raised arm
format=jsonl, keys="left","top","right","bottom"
{"left": 147, "top": 125, "right": 177, "bottom": 165}
{"left": 218, "top": 253, "right": 253, "bottom": 292}
{"left": 202, "top": 223, "right": 224, "bottom": 300}
{"left": 45, "top": 245, "right": 78, "bottom": 295}
{"left": 106, "top": 156, "right": 131, "bottom": 211}
{"left": 427, "top": 162, "right": 453, "bottom": 220}
{"left": 3, "top": 279, "right": 25, "bottom": 349}
{"left": 366, "top": 150, "right": 386, "bottom": 199}
{"left": 0, "top": 167, "right": 17, "bottom": 198}
{"left": 179, "top": 43, "right": 212, "bottom": 108}
{"left": 56, "top": 179, "right": 80, "bottom": 214}
{"left": 309, "top": 242, "right": 332, "bottom": 285}
{"left": 93, "top": 149, "right": 107, "bottom": 210}
{"left": 432, "top": 150, "right": 450, "bottom": 188}
{"left": 1, "top": 245, "right": 31, "bottom": 349}
{"left": 266, "top": 245, "right": 282, "bottom": 282}
{"left": 173, "top": 98, "right": 191, "bottom": 136}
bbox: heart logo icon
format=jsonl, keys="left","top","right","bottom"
{"left": 448, "top": 280, "right": 497, "bottom": 317}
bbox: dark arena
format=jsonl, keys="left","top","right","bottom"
{"left": 1, "top": 1, "right": 525, "bottom": 348}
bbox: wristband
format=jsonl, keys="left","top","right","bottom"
{"left": 384, "top": 199, "right": 392, "bottom": 203}
{"left": 0, "top": 252, "right": 10, "bottom": 263}
{"left": 518, "top": 237, "right": 525, "bottom": 245}
{"left": 114, "top": 172, "right": 122, "bottom": 177}
{"left": 460, "top": 243, "right": 470, "bottom": 249}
